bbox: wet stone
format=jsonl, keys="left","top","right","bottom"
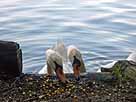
{"left": 0, "top": 74, "right": 135, "bottom": 102}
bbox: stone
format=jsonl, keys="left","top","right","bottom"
{"left": 101, "top": 60, "right": 136, "bottom": 81}
{"left": 112, "top": 60, "right": 136, "bottom": 81}
{"left": 0, "top": 40, "right": 22, "bottom": 79}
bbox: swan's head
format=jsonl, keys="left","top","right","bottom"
{"left": 67, "top": 45, "right": 86, "bottom": 81}
{"left": 46, "top": 49, "right": 67, "bottom": 83}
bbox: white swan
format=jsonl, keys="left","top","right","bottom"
{"left": 97, "top": 52, "right": 136, "bottom": 72}
{"left": 45, "top": 49, "right": 67, "bottom": 82}
{"left": 67, "top": 45, "right": 86, "bottom": 80}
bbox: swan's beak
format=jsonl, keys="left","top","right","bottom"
{"left": 72, "top": 56, "right": 81, "bottom": 81}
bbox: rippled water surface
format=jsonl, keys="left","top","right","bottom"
{"left": 0, "top": 0, "right": 136, "bottom": 73}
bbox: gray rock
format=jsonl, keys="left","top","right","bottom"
{"left": 101, "top": 60, "right": 136, "bottom": 81}
{"left": 112, "top": 60, "right": 136, "bottom": 81}
{"left": 0, "top": 40, "right": 22, "bottom": 79}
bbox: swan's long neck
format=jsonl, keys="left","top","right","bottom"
{"left": 67, "top": 45, "right": 86, "bottom": 73}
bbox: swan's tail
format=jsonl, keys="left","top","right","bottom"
{"left": 53, "top": 39, "right": 68, "bottom": 62}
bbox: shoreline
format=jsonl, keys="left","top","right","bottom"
{"left": 0, "top": 73, "right": 136, "bottom": 102}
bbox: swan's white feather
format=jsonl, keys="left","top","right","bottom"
{"left": 53, "top": 40, "right": 68, "bottom": 62}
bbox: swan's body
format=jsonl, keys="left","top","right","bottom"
{"left": 53, "top": 40, "right": 67, "bottom": 62}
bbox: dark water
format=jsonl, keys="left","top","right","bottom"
{"left": 0, "top": 0, "right": 136, "bottom": 73}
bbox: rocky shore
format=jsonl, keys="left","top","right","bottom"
{"left": 0, "top": 73, "right": 136, "bottom": 102}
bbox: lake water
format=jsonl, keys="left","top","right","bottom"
{"left": 0, "top": 0, "right": 136, "bottom": 73}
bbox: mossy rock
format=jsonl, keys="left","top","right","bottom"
{"left": 112, "top": 60, "right": 136, "bottom": 81}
